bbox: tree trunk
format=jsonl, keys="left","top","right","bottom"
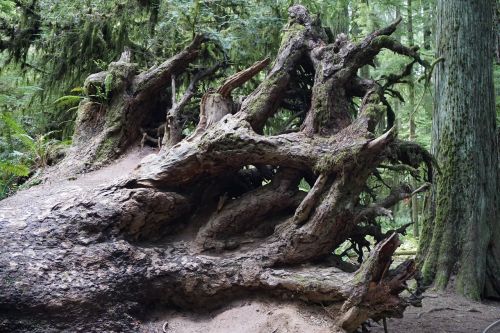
{"left": 419, "top": 0, "right": 499, "bottom": 300}
{"left": 55, "top": 37, "right": 207, "bottom": 176}
{"left": 407, "top": 0, "right": 419, "bottom": 237}
{"left": 0, "top": 5, "right": 433, "bottom": 332}
{"left": 421, "top": 0, "right": 432, "bottom": 50}
{"left": 331, "top": 0, "right": 349, "bottom": 38}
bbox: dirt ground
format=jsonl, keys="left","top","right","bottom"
{"left": 373, "top": 292, "right": 500, "bottom": 333}
{"left": 141, "top": 292, "right": 500, "bottom": 333}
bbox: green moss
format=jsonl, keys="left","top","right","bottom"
{"left": 104, "top": 72, "right": 115, "bottom": 98}
{"left": 246, "top": 75, "right": 285, "bottom": 120}
{"left": 371, "top": 35, "right": 394, "bottom": 48}
{"left": 279, "top": 22, "right": 305, "bottom": 50}
{"left": 311, "top": 82, "right": 330, "bottom": 128}
{"left": 362, "top": 105, "right": 379, "bottom": 118}
{"left": 433, "top": 269, "right": 449, "bottom": 290}
{"left": 91, "top": 96, "right": 128, "bottom": 164}
{"left": 420, "top": 129, "right": 464, "bottom": 290}
{"left": 314, "top": 148, "right": 358, "bottom": 174}
{"left": 94, "top": 133, "right": 121, "bottom": 163}
{"left": 105, "top": 97, "right": 126, "bottom": 127}
{"left": 456, "top": 273, "right": 482, "bottom": 301}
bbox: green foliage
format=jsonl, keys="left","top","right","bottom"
{"left": 104, "top": 73, "right": 114, "bottom": 98}
{"left": 0, "top": 0, "right": 15, "bottom": 18}
{"left": 298, "top": 178, "right": 311, "bottom": 192}
{"left": 0, "top": 90, "right": 67, "bottom": 199}
{"left": 0, "top": 111, "right": 33, "bottom": 198}
{"left": 263, "top": 110, "right": 301, "bottom": 135}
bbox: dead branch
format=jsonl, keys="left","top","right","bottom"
{"left": 217, "top": 58, "right": 270, "bottom": 98}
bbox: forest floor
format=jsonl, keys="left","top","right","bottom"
{"left": 142, "top": 292, "right": 500, "bottom": 333}
{"left": 2, "top": 148, "right": 499, "bottom": 333}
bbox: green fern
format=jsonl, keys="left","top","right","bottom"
{"left": 53, "top": 95, "right": 83, "bottom": 109}
{"left": 0, "top": 161, "right": 30, "bottom": 177}
{"left": 0, "top": 112, "right": 35, "bottom": 151}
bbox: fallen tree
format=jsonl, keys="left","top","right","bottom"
{"left": 0, "top": 5, "right": 433, "bottom": 332}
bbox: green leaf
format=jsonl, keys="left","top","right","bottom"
{"left": 0, "top": 161, "right": 30, "bottom": 177}
{"left": 53, "top": 95, "right": 82, "bottom": 108}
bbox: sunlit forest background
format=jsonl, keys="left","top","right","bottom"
{"left": 0, "top": 0, "right": 498, "bottom": 240}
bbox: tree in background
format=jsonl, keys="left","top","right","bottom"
{"left": 419, "top": 0, "right": 499, "bottom": 300}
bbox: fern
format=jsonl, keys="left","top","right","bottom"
{"left": 53, "top": 95, "right": 83, "bottom": 109}
{"left": 0, "top": 161, "right": 30, "bottom": 177}
{"left": 0, "top": 112, "right": 35, "bottom": 151}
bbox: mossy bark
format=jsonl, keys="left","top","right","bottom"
{"left": 419, "top": 0, "right": 499, "bottom": 300}
{"left": 55, "top": 37, "right": 206, "bottom": 175}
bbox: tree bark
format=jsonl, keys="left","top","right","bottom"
{"left": 419, "top": 0, "right": 499, "bottom": 300}
{"left": 421, "top": 0, "right": 432, "bottom": 50}
{"left": 0, "top": 5, "right": 433, "bottom": 332}
{"left": 407, "top": 0, "right": 419, "bottom": 237}
{"left": 54, "top": 36, "right": 207, "bottom": 176}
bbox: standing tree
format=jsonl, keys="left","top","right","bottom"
{"left": 419, "top": 0, "right": 499, "bottom": 299}
{"left": 0, "top": 5, "right": 434, "bottom": 332}
{"left": 406, "top": 0, "right": 419, "bottom": 237}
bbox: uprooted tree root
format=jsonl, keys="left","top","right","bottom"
{"left": 0, "top": 5, "right": 433, "bottom": 333}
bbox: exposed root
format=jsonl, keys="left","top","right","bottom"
{"left": 0, "top": 6, "right": 433, "bottom": 333}
{"left": 292, "top": 173, "right": 328, "bottom": 226}
{"left": 217, "top": 58, "right": 270, "bottom": 98}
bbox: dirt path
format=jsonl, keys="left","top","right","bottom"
{"left": 141, "top": 292, "right": 500, "bottom": 333}
{"left": 373, "top": 292, "right": 500, "bottom": 333}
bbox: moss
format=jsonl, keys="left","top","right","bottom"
{"left": 420, "top": 128, "right": 468, "bottom": 291}
{"left": 245, "top": 23, "right": 306, "bottom": 129}
{"left": 91, "top": 96, "right": 128, "bottom": 165}
{"left": 314, "top": 154, "right": 338, "bottom": 174}
{"left": 105, "top": 97, "right": 126, "bottom": 127}
{"left": 94, "top": 133, "right": 121, "bottom": 164}
{"left": 362, "top": 105, "right": 379, "bottom": 118}
{"left": 311, "top": 82, "right": 330, "bottom": 129}
{"left": 104, "top": 72, "right": 115, "bottom": 98}
{"left": 75, "top": 99, "right": 98, "bottom": 123}
{"left": 246, "top": 75, "right": 285, "bottom": 121}
{"left": 279, "top": 22, "right": 306, "bottom": 50}
{"left": 433, "top": 271, "right": 449, "bottom": 291}
{"left": 456, "top": 273, "right": 482, "bottom": 301}
{"left": 314, "top": 148, "right": 359, "bottom": 174}
{"left": 370, "top": 35, "right": 394, "bottom": 48}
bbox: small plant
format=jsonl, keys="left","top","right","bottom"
{"left": 0, "top": 111, "right": 69, "bottom": 198}
{"left": 53, "top": 87, "right": 85, "bottom": 115}
{"left": 30, "top": 131, "right": 64, "bottom": 168}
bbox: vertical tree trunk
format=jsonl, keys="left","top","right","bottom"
{"left": 420, "top": 0, "right": 499, "bottom": 300}
{"left": 407, "top": 0, "right": 419, "bottom": 237}
{"left": 391, "top": 6, "right": 403, "bottom": 220}
{"left": 421, "top": 0, "right": 432, "bottom": 50}
{"left": 358, "top": 0, "right": 374, "bottom": 79}
{"left": 331, "top": 0, "right": 349, "bottom": 37}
